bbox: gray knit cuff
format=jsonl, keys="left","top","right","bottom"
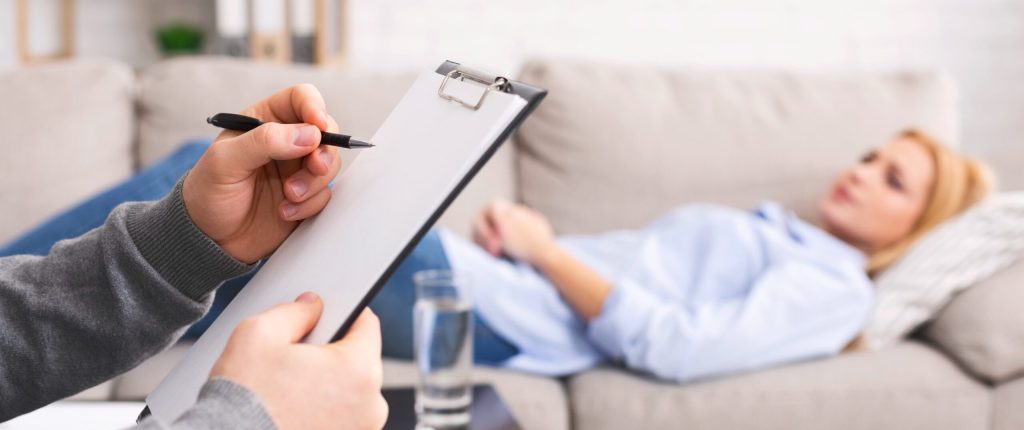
{"left": 126, "top": 176, "right": 255, "bottom": 301}
{"left": 178, "top": 378, "right": 277, "bottom": 429}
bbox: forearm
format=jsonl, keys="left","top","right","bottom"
{"left": 533, "top": 244, "right": 612, "bottom": 320}
{"left": 0, "top": 179, "right": 253, "bottom": 421}
{"left": 586, "top": 261, "right": 872, "bottom": 382}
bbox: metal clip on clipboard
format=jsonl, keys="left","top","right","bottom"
{"left": 437, "top": 64, "right": 510, "bottom": 110}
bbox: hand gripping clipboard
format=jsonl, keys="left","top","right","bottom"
{"left": 139, "top": 61, "right": 546, "bottom": 423}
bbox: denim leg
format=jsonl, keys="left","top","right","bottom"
{"left": 0, "top": 141, "right": 211, "bottom": 257}
{"left": 370, "top": 230, "right": 520, "bottom": 366}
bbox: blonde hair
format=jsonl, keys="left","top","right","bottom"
{"left": 866, "top": 129, "right": 996, "bottom": 276}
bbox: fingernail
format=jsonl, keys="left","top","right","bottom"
{"left": 296, "top": 292, "right": 319, "bottom": 303}
{"left": 289, "top": 179, "right": 309, "bottom": 198}
{"left": 294, "top": 125, "right": 319, "bottom": 147}
{"left": 282, "top": 203, "right": 299, "bottom": 219}
{"left": 319, "top": 147, "right": 332, "bottom": 167}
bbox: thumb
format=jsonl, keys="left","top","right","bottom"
{"left": 212, "top": 122, "right": 322, "bottom": 178}
{"left": 253, "top": 291, "right": 324, "bottom": 344}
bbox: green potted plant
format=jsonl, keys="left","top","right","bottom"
{"left": 156, "top": 23, "right": 204, "bottom": 56}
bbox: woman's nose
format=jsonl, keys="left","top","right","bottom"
{"left": 848, "top": 166, "right": 866, "bottom": 185}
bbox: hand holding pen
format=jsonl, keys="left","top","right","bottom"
{"left": 183, "top": 85, "right": 355, "bottom": 264}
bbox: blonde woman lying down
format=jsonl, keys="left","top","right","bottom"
{"left": 368, "top": 129, "right": 994, "bottom": 382}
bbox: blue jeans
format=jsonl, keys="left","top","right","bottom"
{"left": 0, "top": 142, "right": 519, "bottom": 364}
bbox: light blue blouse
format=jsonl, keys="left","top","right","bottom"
{"left": 438, "top": 201, "right": 873, "bottom": 382}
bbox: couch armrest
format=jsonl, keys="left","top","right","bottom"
{"left": 924, "top": 258, "right": 1024, "bottom": 383}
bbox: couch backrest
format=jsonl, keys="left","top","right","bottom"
{"left": 514, "top": 60, "right": 959, "bottom": 234}
{"left": 0, "top": 60, "right": 136, "bottom": 244}
{"left": 136, "top": 57, "right": 411, "bottom": 168}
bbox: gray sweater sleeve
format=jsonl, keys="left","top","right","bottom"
{"left": 133, "top": 379, "right": 275, "bottom": 430}
{"left": 0, "top": 179, "right": 273, "bottom": 429}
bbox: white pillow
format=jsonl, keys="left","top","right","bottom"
{"left": 862, "top": 192, "right": 1024, "bottom": 349}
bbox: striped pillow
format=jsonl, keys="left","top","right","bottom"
{"left": 861, "top": 192, "right": 1024, "bottom": 349}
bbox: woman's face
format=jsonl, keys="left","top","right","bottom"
{"left": 818, "top": 137, "right": 936, "bottom": 253}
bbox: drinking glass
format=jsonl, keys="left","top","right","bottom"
{"left": 413, "top": 269, "right": 473, "bottom": 428}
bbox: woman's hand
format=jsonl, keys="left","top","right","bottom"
{"left": 472, "top": 199, "right": 557, "bottom": 266}
{"left": 475, "top": 200, "right": 612, "bottom": 319}
{"left": 183, "top": 84, "right": 342, "bottom": 263}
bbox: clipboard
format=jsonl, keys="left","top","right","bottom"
{"left": 139, "top": 60, "right": 546, "bottom": 423}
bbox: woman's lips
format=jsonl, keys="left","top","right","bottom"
{"left": 832, "top": 184, "right": 855, "bottom": 204}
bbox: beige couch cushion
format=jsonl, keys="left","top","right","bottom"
{"left": 136, "top": 57, "right": 514, "bottom": 237}
{"left": 995, "top": 376, "right": 1024, "bottom": 430}
{"left": 514, "top": 60, "right": 958, "bottom": 234}
{"left": 924, "top": 258, "right": 1024, "bottom": 382}
{"left": 0, "top": 60, "right": 136, "bottom": 243}
{"left": 569, "top": 342, "right": 988, "bottom": 430}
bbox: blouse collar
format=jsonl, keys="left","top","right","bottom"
{"left": 754, "top": 201, "right": 867, "bottom": 267}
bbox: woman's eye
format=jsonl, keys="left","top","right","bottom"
{"left": 860, "top": 152, "right": 877, "bottom": 164}
{"left": 887, "top": 173, "right": 904, "bottom": 190}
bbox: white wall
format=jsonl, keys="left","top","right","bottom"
{"left": 0, "top": 0, "right": 1021, "bottom": 187}
{"left": 0, "top": 0, "right": 17, "bottom": 67}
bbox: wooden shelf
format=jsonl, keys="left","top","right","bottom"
{"left": 16, "top": 0, "right": 76, "bottom": 65}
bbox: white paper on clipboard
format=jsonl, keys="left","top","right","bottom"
{"left": 145, "top": 68, "right": 529, "bottom": 422}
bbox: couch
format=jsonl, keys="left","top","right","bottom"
{"left": 2, "top": 57, "right": 1023, "bottom": 430}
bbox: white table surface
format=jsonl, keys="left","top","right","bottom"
{"left": 1, "top": 402, "right": 146, "bottom": 429}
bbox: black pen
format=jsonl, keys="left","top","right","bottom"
{"left": 207, "top": 113, "right": 374, "bottom": 149}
